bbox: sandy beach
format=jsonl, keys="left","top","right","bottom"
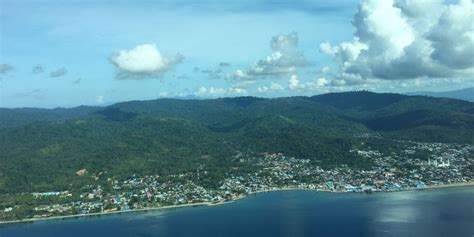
{"left": 425, "top": 182, "right": 474, "bottom": 189}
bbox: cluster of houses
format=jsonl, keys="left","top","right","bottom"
{"left": 2, "top": 141, "right": 472, "bottom": 221}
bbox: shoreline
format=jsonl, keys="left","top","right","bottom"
{"left": 425, "top": 182, "right": 474, "bottom": 190}
{"left": 1, "top": 182, "right": 473, "bottom": 225}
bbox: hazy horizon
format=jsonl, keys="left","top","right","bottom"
{"left": 1, "top": 87, "right": 474, "bottom": 109}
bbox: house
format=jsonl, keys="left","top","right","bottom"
{"left": 416, "top": 182, "right": 427, "bottom": 189}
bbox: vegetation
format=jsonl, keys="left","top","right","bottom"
{"left": 1, "top": 91, "right": 473, "bottom": 194}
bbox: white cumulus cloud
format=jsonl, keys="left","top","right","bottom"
{"left": 288, "top": 74, "right": 305, "bottom": 91}
{"left": 320, "top": 0, "right": 474, "bottom": 83}
{"left": 110, "top": 43, "right": 184, "bottom": 79}
{"left": 316, "top": 77, "right": 329, "bottom": 87}
{"left": 195, "top": 86, "right": 227, "bottom": 97}
{"left": 270, "top": 82, "right": 285, "bottom": 91}
{"left": 428, "top": 0, "right": 474, "bottom": 69}
{"left": 228, "top": 87, "right": 247, "bottom": 95}
{"left": 258, "top": 82, "right": 286, "bottom": 93}
{"left": 230, "top": 32, "right": 308, "bottom": 81}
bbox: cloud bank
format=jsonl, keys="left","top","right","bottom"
{"left": 320, "top": 0, "right": 474, "bottom": 84}
{"left": 110, "top": 43, "right": 184, "bottom": 80}
{"left": 231, "top": 32, "right": 308, "bottom": 81}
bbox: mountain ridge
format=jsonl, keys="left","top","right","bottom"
{"left": 1, "top": 91, "right": 473, "bottom": 193}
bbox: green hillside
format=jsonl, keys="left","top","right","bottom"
{"left": 1, "top": 91, "right": 473, "bottom": 194}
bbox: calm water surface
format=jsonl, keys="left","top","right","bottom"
{"left": 1, "top": 186, "right": 473, "bottom": 237}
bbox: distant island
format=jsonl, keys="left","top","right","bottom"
{"left": 1, "top": 91, "right": 473, "bottom": 222}
{"left": 406, "top": 87, "right": 474, "bottom": 102}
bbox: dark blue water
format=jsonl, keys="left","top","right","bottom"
{"left": 1, "top": 187, "right": 473, "bottom": 237}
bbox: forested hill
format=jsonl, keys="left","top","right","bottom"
{"left": 0, "top": 106, "right": 100, "bottom": 129}
{"left": 1, "top": 91, "right": 473, "bottom": 193}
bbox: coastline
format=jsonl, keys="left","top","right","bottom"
{"left": 1, "top": 182, "right": 473, "bottom": 225}
{"left": 425, "top": 182, "right": 474, "bottom": 190}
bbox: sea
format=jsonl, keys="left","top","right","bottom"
{"left": 1, "top": 186, "right": 473, "bottom": 237}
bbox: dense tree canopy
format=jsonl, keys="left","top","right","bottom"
{"left": 1, "top": 91, "right": 473, "bottom": 194}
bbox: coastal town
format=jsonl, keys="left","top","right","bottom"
{"left": 1, "top": 140, "right": 473, "bottom": 223}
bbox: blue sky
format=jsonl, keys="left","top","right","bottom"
{"left": 1, "top": 0, "right": 473, "bottom": 108}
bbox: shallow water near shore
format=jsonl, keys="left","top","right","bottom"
{"left": 1, "top": 186, "right": 473, "bottom": 237}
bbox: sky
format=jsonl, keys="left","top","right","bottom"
{"left": 0, "top": 0, "right": 473, "bottom": 108}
